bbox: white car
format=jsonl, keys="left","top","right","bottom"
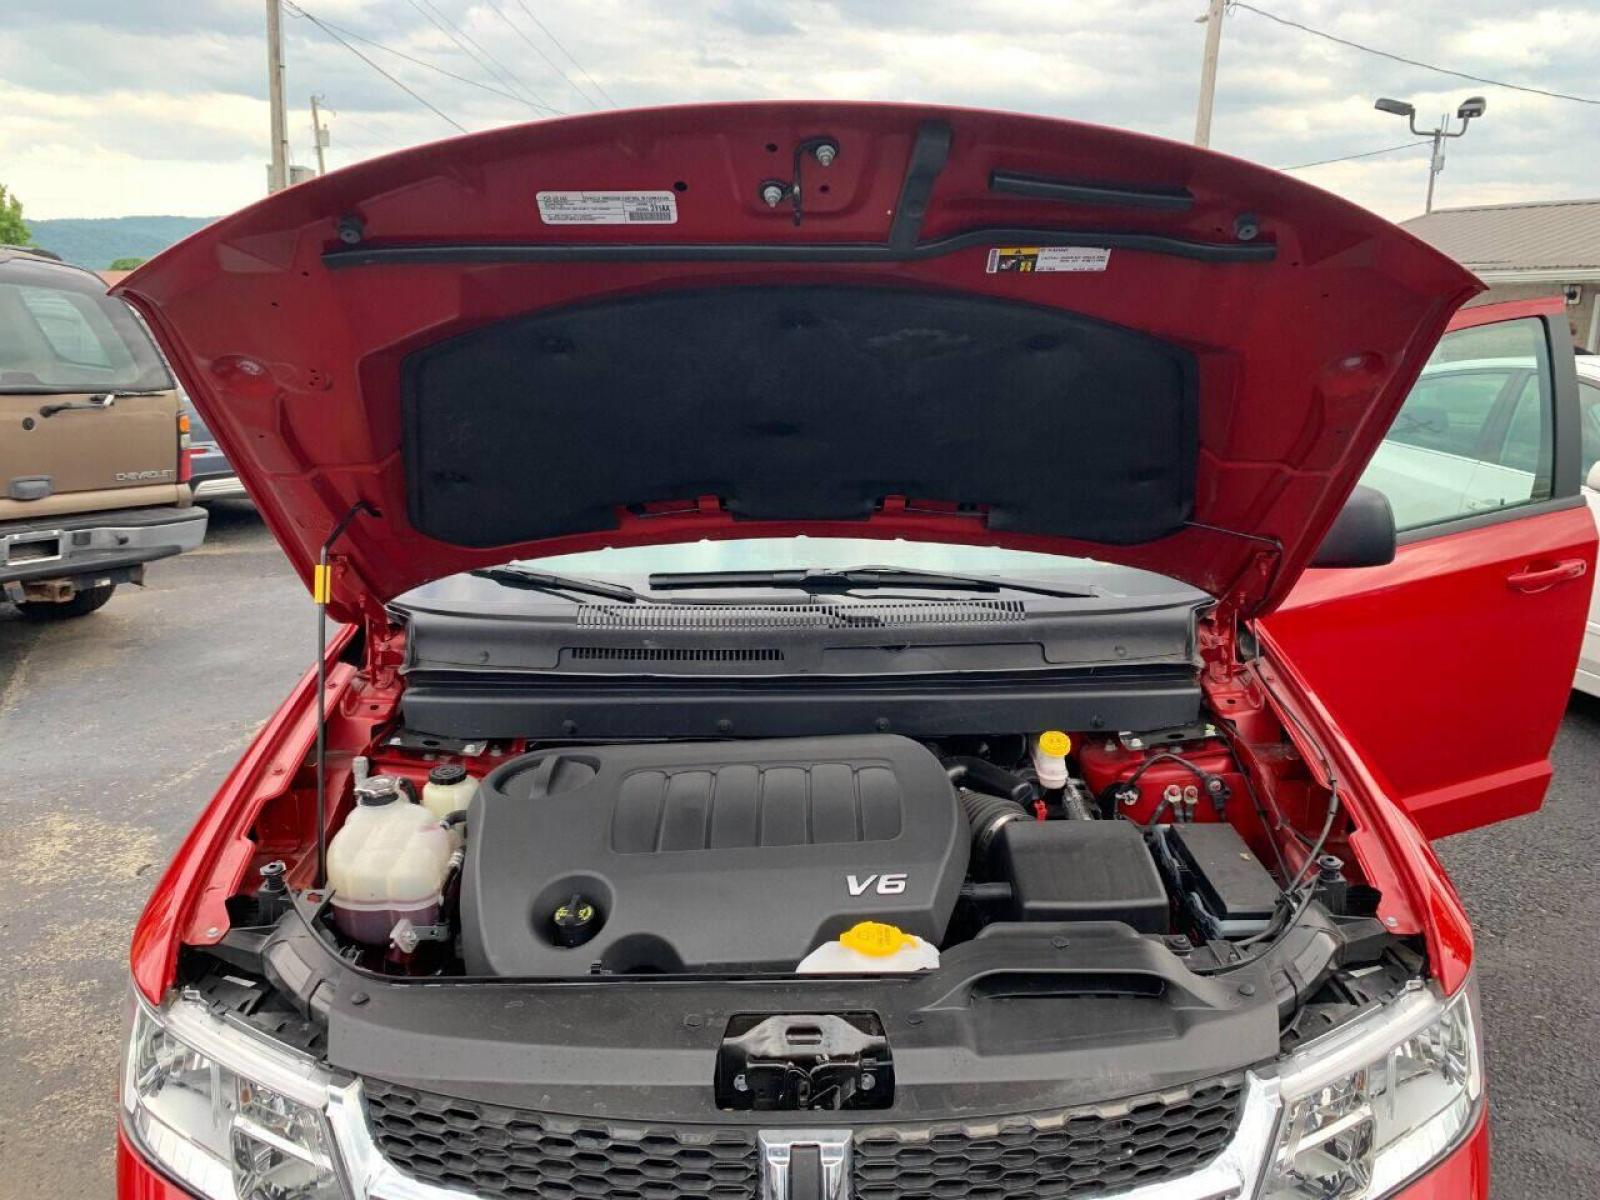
{"left": 1364, "top": 350, "right": 1600, "bottom": 692}
{"left": 1576, "top": 355, "right": 1600, "bottom": 693}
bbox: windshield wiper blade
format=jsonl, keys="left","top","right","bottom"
{"left": 646, "top": 566, "right": 1099, "bottom": 600}
{"left": 470, "top": 566, "right": 645, "bottom": 603}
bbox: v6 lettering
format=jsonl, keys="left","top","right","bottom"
{"left": 846, "top": 872, "right": 908, "bottom": 896}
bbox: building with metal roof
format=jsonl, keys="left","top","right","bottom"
{"left": 1403, "top": 199, "right": 1600, "bottom": 351}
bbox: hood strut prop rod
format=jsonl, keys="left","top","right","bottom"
{"left": 313, "top": 500, "right": 377, "bottom": 888}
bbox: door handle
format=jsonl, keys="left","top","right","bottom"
{"left": 1506, "top": 559, "right": 1588, "bottom": 593}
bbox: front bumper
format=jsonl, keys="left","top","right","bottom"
{"left": 0, "top": 505, "right": 207, "bottom": 586}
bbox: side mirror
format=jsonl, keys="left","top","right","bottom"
{"left": 1585, "top": 461, "right": 1600, "bottom": 492}
{"left": 1311, "top": 485, "right": 1396, "bottom": 569}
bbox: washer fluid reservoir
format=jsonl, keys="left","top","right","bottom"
{"left": 422, "top": 762, "right": 477, "bottom": 846}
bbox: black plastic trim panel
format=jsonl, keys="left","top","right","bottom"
{"left": 397, "top": 667, "right": 1202, "bottom": 741}
{"left": 262, "top": 916, "right": 1277, "bottom": 1121}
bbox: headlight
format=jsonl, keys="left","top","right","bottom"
{"left": 123, "top": 992, "right": 347, "bottom": 1200}
{"left": 1263, "top": 978, "right": 1483, "bottom": 1198}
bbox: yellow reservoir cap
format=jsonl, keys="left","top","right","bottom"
{"left": 839, "top": 921, "right": 918, "bottom": 958}
{"left": 1038, "top": 730, "right": 1072, "bottom": 757}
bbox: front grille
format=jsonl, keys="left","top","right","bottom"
{"left": 364, "top": 1073, "right": 1244, "bottom": 1200}
{"left": 363, "top": 1079, "right": 759, "bottom": 1200}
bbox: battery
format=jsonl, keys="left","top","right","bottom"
{"left": 1164, "top": 823, "right": 1279, "bottom": 938}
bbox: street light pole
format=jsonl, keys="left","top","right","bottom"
{"left": 1374, "top": 96, "right": 1487, "bottom": 215}
{"left": 310, "top": 93, "right": 328, "bottom": 176}
{"left": 1424, "top": 117, "right": 1445, "bottom": 215}
{"left": 266, "top": 0, "right": 289, "bottom": 193}
{"left": 1194, "top": 0, "right": 1227, "bottom": 148}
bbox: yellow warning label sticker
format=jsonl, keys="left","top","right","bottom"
{"left": 986, "top": 246, "right": 1111, "bottom": 274}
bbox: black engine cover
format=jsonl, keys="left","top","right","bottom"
{"left": 461, "top": 736, "right": 967, "bottom": 976}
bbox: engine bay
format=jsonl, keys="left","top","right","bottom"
{"left": 273, "top": 714, "right": 1374, "bottom": 985}
{"left": 186, "top": 664, "right": 1424, "bottom": 1117}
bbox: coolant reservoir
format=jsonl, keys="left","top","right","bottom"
{"left": 422, "top": 763, "right": 477, "bottom": 835}
{"left": 796, "top": 921, "right": 941, "bottom": 974}
{"left": 327, "top": 775, "right": 453, "bottom": 944}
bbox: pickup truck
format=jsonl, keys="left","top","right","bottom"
{"left": 0, "top": 247, "right": 206, "bottom": 619}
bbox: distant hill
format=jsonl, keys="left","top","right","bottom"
{"left": 23, "top": 216, "right": 218, "bottom": 270}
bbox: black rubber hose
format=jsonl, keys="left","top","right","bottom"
{"left": 945, "top": 756, "right": 1035, "bottom": 805}
{"left": 961, "top": 788, "right": 1030, "bottom": 873}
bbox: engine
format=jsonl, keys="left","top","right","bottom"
{"left": 460, "top": 735, "right": 969, "bottom": 975}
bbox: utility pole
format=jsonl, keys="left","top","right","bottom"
{"left": 310, "top": 94, "right": 329, "bottom": 176}
{"left": 266, "top": 0, "right": 290, "bottom": 193}
{"left": 1193, "top": 0, "right": 1227, "bottom": 148}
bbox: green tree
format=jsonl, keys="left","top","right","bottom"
{"left": 0, "top": 184, "right": 27, "bottom": 246}
{"left": 108, "top": 257, "right": 148, "bottom": 270}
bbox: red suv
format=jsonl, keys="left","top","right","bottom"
{"left": 114, "top": 104, "right": 1591, "bottom": 1200}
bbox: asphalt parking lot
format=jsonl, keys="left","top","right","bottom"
{"left": 1, "top": 503, "right": 1597, "bottom": 1198}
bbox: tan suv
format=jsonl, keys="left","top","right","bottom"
{"left": 0, "top": 248, "right": 205, "bottom": 619}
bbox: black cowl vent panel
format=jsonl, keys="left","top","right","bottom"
{"left": 460, "top": 736, "right": 967, "bottom": 976}
{"left": 403, "top": 286, "right": 1197, "bottom": 548}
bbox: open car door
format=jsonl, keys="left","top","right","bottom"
{"left": 1260, "top": 298, "right": 1596, "bottom": 839}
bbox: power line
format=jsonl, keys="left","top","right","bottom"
{"left": 1277, "top": 139, "right": 1432, "bottom": 171}
{"left": 412, "top": 0, "right": 557, "bottom": 113}
{"left": 511, "top": 0, "right": 617, "bottom": 107}
{"left": 483, "top": 0, "right": 600, "bottom": 109}
{"left": 404, "top": 0, "right": 534, "bottom": 105}
{"left": 1232, "top": 2, "right": 1600, "bottom": 107}
{"left": 287, "top": 2, "right": 468, "bottom": 133}
{"left": 293, "top": 6, "right": 556, "bottom": 113}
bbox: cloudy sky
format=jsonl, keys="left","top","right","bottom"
{"left": 4, "top": 0, "right": 1597, "bottom": 224}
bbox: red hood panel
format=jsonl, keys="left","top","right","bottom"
{"left": 118, "top": 102, "right": 1478, "bottom": 622}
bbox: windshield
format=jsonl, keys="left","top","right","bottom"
{"left": 0, "top": 259, "right": 172, "bottom": 394}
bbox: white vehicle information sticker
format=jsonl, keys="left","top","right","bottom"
{"left": 536, "top": 190, "right": 679, "bottom": 225}
{"left": 985, "top": 246, "right": 1111, "bottom": 274}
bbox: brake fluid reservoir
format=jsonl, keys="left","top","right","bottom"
{"left": 796, "top": 921, "right": 940, "bottom": 974}
{"left": 1031, "top": 730, "right": 1072, "bottom": 790}
{"left": 422, "top": 763, "right": 477, "bottom": 841}
{"left": 327, "top": 776, "right": 453, "bottom": 944}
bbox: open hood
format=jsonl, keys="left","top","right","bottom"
{"left": 118, "top": 102, "right": 1478, "bottom": 624}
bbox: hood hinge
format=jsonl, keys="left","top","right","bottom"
{"left": 362, "top": 612, "right": 406, "bottom": 692}
{"left": 1197, "top": 603, "right": 1240, "bottom": 686}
